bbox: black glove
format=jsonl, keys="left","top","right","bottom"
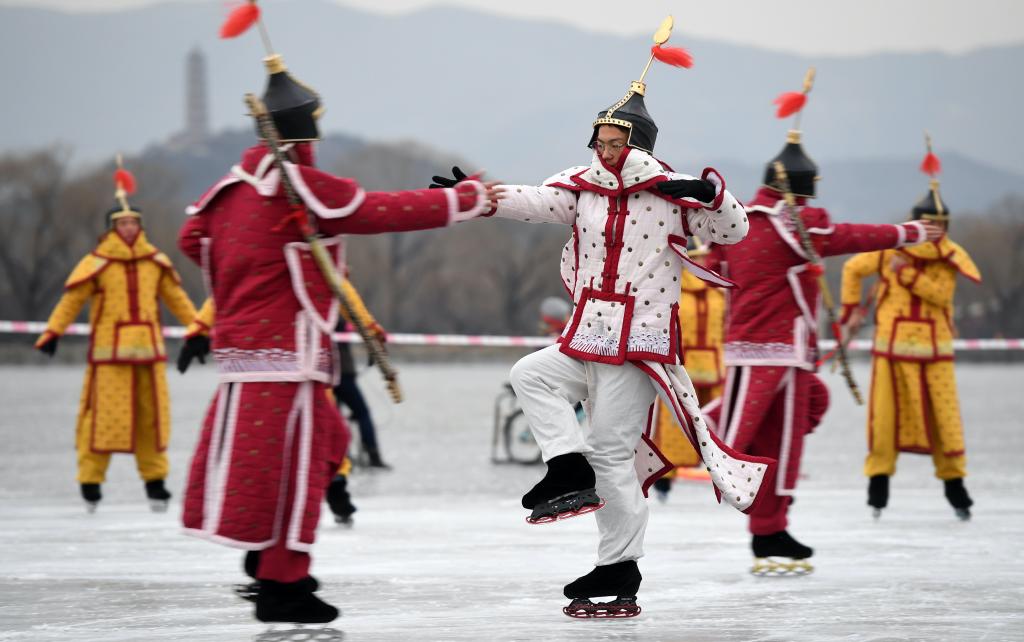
{"left": 429, "top": 166, "right": 468, "bottom": 189}
{"left": 36, "top": 336, "right": 58, "bottom": 357}
{"left": 656, "top": 178, "right": 717, "bottom": 204}
{"left": 177, "top": 335, "right": 211, "bottom": 374}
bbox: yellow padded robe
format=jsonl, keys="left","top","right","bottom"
{"left": 36, "top": 231, "right": 197, "bottom": 482}
{"left": 841, "top": 237, "right": 980, "bottom": 480}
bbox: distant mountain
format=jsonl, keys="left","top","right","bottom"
{"left": 2, "top": 1, "right": 1022, "bottom": 209}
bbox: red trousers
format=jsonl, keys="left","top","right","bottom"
{"left": 705, "top": 366, "right": 829, "bottom": 535}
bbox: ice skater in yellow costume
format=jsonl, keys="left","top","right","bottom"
{"left": 840, "top": 136, "right": 980, "bottom": 520}
{"left": 35, "top": 160, "right": 198, "bottom": 513}
{"left": 650, "top": 239, "right": 726, "bottom": 499}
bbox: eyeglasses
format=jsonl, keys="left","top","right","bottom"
{"left": 593, "top": 140, "right": 626, "bottom": 153}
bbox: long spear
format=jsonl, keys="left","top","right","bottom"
{"left": 245, "top": 93, "right": 403, "bottom": 403}
{"left": 773, "top": 161, "right": 863, "bottom": 404}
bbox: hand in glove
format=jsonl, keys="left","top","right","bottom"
{"left": 36, "top": 335, "right": 59, "bottom": 357}
{"left": 430, "top": 166, "right": 468, "bottom": 189}
{"left": 177, "top": 335, "right": 211, "bottom": 374}
{"left": 656, "top": 178, "right": 717, "bottom": 203}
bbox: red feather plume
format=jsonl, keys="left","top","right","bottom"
{"left": 773, "top": 91, "right": 807, "bottom": 119}
{"left": 220, "top": 2, "right": 260, "bottom": 39}
{"left": 114, "top": 168, "right": 136, "bottom": 195}
{"left": 920, "top": 151, "right": 941, "bottom": 177}
{"left": 650, "top": 45, "right": 693, "bottom": 69}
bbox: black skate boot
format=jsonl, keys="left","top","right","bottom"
{"left": 521, "top": 453, "right": 603, "bottom": 524}
{"left": 235, "top": 551, "right": 262, "bottom": 602}
{"left": 944, "top": 478, "right": 973, "bottom": 521}
{"left": 751, "top": 530, "right": 814, "bottom": 576}
{"left": 562, "top": 561, "right": 642, "bottom": 619}
{"left": 867, "top": 474, "right": 889, "bottom": 519}
{"left": 326, "top": 476, "right": 357, "bottom": 527}
{"left": 144, "top": 479, "right": 172, "bottom": 513}
{"left": 652, "top": 477, "right": 672, "bottom": 503}
{"left": 255, "top": 578, "right": 339, "bottom": 624}
{"left": 365, "top": 448, "right": 392, "bottom": 471}
{"left": 80, "top": 483, "right": 101, "bottom": 513}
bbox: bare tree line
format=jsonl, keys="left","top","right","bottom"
{"left": 2, "top": 145, "right": 1021, "bottom": 339}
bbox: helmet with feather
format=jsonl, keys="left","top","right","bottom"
{"left": 912, "top": 133, "right": 949, "bottom": 223}
{"left": 220, "top": 1, "right": 324, "bottom": 143}
{"left": 588, "top": 16, "right": 693, "bottom": 155}
{"left": 762, "top": 68, "right": 820, "bottom": 198}
{"left": 106, "top": 155, "right": 142, "bottom": 227}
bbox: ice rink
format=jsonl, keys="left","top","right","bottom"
{"left": 1, "top": 360, "right": 1022, "bottom": 642}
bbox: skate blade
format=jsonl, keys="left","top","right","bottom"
{"left": 526, "top": 500, "right": 605, "bottom": 525}
{"left": 871, "top": 507, "right": 882, "bottom": 520}
{"left": 233, "top": 582, "right": 259, "bottom": 603}
{"left": 84, "top": 501, "right": 99, "bottom": 514}
{"left": 148, "top": 499, "right": 169, "bottom": 513}
{"left": 254, "top": 625, "right": 344, "bottom": 642}
{"left": 751, "top": 557, "right": 813, "bottom": 577}
{"left": 563, "top": 598, "right": 641, "bottom": 619}
{"left": 333, "top": 515, "right": 354, "bottom": 528}
{"left": 954, "top": 508, "right": 971, "bottom": 521}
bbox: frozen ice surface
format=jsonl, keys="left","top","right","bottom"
{"left": 1, "top": 361, "right": 1022, "bottom": 641}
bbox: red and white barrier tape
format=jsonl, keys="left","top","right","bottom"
{"left": 3, "top": 321, "right": 1023, "bottom": 351}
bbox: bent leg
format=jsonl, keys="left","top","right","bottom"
{"left": 509, "top": 345, "right": 590, "bottom": 462}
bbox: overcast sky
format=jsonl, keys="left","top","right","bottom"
{"left": 1, "top": 0, "right": 1021, "bottom": 56}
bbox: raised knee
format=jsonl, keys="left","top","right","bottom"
{"left": 509, "top": 356, "right": 536, "bottom": 393}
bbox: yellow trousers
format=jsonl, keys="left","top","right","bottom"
{"left": 864, "top": 357, "right": 966, "bottom": 481}
{"left": 76, "top": 364, "right": 169, "bottom": 484}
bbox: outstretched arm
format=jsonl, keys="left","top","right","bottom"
{"left": 840, "top": 251, "right": 883, "bottom": 323}
{"left": 817, "top": 220, "right": 929, "bottom": 258}
{"left": 487, "top": 184, "right": 578, "bottom": 225}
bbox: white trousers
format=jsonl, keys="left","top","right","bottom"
{"left": 509, "top": 344, "right": 657, "bottom": 566}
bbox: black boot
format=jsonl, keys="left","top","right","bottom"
{"left": 144, "top": 479, "right": 172, "bottom": 513}
{"left": 944, "top": 478, "right": 973, "bottom": 521}
{"left": 564, "top": 561, "right": 642, "bottom": 599}
{"left": 751, "top": 530, "right": 813, "bottom": 575}
{"left": 326, "top": 476, "right": 357, "bottom": 527}
{"left": 522, "top": 453, "right": 602, "bottom": 523}
{"left": 867, "top": 475, "right": 889, "bottom": 518}
{"left": 365, "top": 448, "right": 392, "bottom": 470}
{"left": 234, "top": 551, "right": 262, "bottom": 602}
{"left": 751, "top": 530, "right": 813, "bottom": 559}
{"left": 255, "top": 578, "right": 339, "bottom": 624}
{"left": 80, "top": 483, "right": 101, "bottom": 513}
{"left": 562, "top": 561, "right": 642, "bottom": 618}
{"left": 652, "top": 477, "right": 672, "bottom": 503}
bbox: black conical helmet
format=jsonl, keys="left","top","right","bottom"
{"left": 259, "top": 54, "right": 322, "bottom": 143}
{"left": 912, "top": 180, "right": 950, "bottom": 221}
{"left": 589, "top": 81, "right": 659, "bottom": 154}
{"left": 763, "top": 130, "right": 819, "bottom": 198}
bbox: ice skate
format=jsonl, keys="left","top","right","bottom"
{"left": 562, "top": 560, "right": 642, "bottom": 619}
{"left": 944, "top": 478, "right": 973, "bottom": 521}
{"left": 145, "top": 479, "right": 171, "bottom": 513}
{"left": 235, "top": 580, "right": 260, "bottom": 602}
{"left": 868, "top": 474, "right": 889, "bottom": 520}
{"left": 522, "top": 453, "right": 604, "bottom": 524}
{"left": 256, "top": 578, "right": 339, "bottom": 624}
{"left": 253, "top": 625, "right": 344, "bottom": 642}
{"left": 326, "top": 476, "right": 356, "bottom": 528}
{"left": 652, "top": 477, "right": 672, "bottom": 504}
{"left": 751, "top": 530, "right": 814, "bottom": 576}
{"left": 80, "top": 483, "right": 101, "bottom": 514}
